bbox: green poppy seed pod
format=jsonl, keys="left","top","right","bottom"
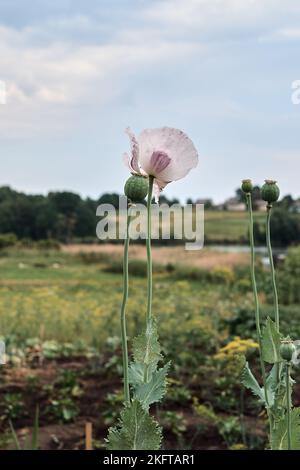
{"left": 124, "top": 175, "right": 148, "bottom": 202}
{"left": 241, "top": 179, "right": 253, "bottom": 194}
{"left": 280, "top": 340, "right": 296, "bottom": 362}
{"left": 261, "top": 180, "right": 280, "bottom": 205}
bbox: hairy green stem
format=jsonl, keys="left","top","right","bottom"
{"left": 266, "top": 206, "right": 279, "bottom": 331}
{"left": 120, "top": 207, "right": 131, "bottom": 404}
{"left": 286, "top": 362, "right": 292, "bottom": 450}
{"left": 146, "top": 176, "right": 154, "bottom": 325}
{"left": 246, "top": 194, "right": 270, "bottom": 410}
{"left": 266, "top": 205, "right": 280, "bottom": 387}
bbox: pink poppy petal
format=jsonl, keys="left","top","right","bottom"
{"left": 123, "top": 152, "right": 139, "bottom": 175}
{"left": 138, "top": 127, "right": 198, "bottom": 183}
{"left": 125, "top": 127, "right": 140, "bottom": 174}
{"left": 153, "top": 179, "right": 168, "bottom": 203}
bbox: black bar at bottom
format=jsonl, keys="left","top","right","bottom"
{"left": 0, "top": 449, "right": 299, "bottom": 467}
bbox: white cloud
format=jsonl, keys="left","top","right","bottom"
{"left": 0, "top": 19, "right": 202, "bottom": 138}
{"left": 143, "top": 0, "right": 300, "bottom": 39}
{"left": 0, "top": 0, "right": 299, "bottom": 141}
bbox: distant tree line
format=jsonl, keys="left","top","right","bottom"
{"left": 0, "top": 186, "right": 299, "bottom": 246}
{"left": 0, "top": 186, "right": 180, "bottom": 243}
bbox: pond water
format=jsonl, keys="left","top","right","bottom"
{"left": 208, "top": 245, "right": 287, "bottom": 266}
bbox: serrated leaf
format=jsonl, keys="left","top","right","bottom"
{"left": 134, "top": 363, "right": 170, "bottom": 411}
{"left": 271, "top": 363, "right": 295, "bottom": 422}
{"left": 261, "top": 317, "right": 282, "bottom": 364}
{"left": 129, "top": 361, "right": 159, "bottom": 386}
{"left": 271, "top": 407, "right": 300, "bottom": 450}
{"left": 133, "top": 317, "right": 162, "bottom": 369}
{"left": 241, "top": 362, "right": 265, "bottom": 402}
{"left": 265, "top": 364, "right": 278, "bottom": 408}
{"left": 106, "top": 400, "right": 162, "bottom": 450}
{"left": 128, "top": 362, "right": 146, "bottom": 386}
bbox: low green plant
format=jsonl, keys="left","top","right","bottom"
{"left": 2, "top": 393, "right": 25, "bottom": 421}
{"left": 46, "top": 369, "right": 82, "bottom": 423}
{"left": 241, "top": 179, "right": 300, "bottom": 450}
{"left": 10, "top": 407, "right": 39, "bottom": 450}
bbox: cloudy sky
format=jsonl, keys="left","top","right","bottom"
{"left": 0, "top": 0, "right": 299, "bottom": 203}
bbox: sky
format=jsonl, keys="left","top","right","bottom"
{"left": 0, "top": 0, "right": 299, "bottom": 203}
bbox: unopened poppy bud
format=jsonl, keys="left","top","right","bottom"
{"left": 261, "top": 180, "right": 280, "bottom": 205}
{"left": 241, "top": 179, "right": 253, "bottom": 194}
{"left": 280, "top": 339, "right": 296, "bottom": 362}
{"left": 124, "top": 175, "right": 148, "bottom": 202}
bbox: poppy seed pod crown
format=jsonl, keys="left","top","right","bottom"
{"left": 261, "top": 180, "right": 280, "bottom": 205}
{"left": 241, "top": 179, "right": 253, "bottom": 194}
{"left": 124, "top": 175, "right": 148, "bottom": 202}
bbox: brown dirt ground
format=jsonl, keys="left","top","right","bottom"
{"left": 62, "top": 244, "right": 249, "bottom": 270}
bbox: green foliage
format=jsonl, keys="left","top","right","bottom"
{"left": 271, "top": 408, "right": 300, "bottom": 450}
{"left": 254, "top": 209, "right": 300, "bottom": 247}
{"left": 48, "top": 398, "right": 79, "bottom": 423}
{"left": 160, "top": 410, "right": 187, "bottom": 439}
{"left": 134, "top": 363, "right": 170, "bottom": 411}
{"left": 107, "top": 314, "right": 169, "bottom": 450}
{"left": 46, "top": 369, "right": 82, "bottom": 423}
{"left": 277, "top": 247, "right": 300, "bottom": 305}
{"left": 261, "top": 318, "right": 282, "bottom": 364}
{"left": 9, "top": 407, "right": 39, "bottom": 450}
{"left": 106, "top": 400, "right": 162, "bottom": 450}
{"left": 241, "top": 362, "right": 265, "bottom": 403}
{"left": 270, "top": 364, "right": 295, "bottom": 424}
{"left": 0, "top": 233, "right": 17, "bottom": 249}
{"left": 2, "top": 393, "right": 25, "bottom": 420}
{"left": 132, "top": 318, "right": 162, "bottom": 371}
{"left": 104, "top": 259, "right": 165, "bottom": 277}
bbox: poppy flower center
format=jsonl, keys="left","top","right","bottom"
{"left": 150, "top": 150, "right": 171, "bottom": 175}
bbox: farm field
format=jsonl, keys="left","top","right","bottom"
{"left": 0, "top": 245, "right": 299, "bottom": 450}
{"left": 103, "top": 210, "right": 268, "bottom": 245}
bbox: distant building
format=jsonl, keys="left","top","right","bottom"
{"left": 254, "top": 200, "right": 267, "bottom": 212}
{"left": 224, "top": 197, "right": 246, "bottom": 211}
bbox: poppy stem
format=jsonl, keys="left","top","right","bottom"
{"left": 266, "top": 206, "right": 280, "bottom": 331}
{"left": 266, "top": 205, "right": 280, "bottom": 388}
{"left": 286, "top": 362, "right": 292, "bottom": 450}
{"left": 146, "top": 176, "right": 154, "bottom": 325}
{"left": 246, "top": 194, "right": 271, "bottom": 439}
{"left": 120, "top": 206, "right": 131, "bottom": 404}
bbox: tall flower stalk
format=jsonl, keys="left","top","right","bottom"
{"left": 120, "top": 206, "right": 131, "bottom": 404}
{"left": 266, "top": 206, "right": 279, "bottom": 331}
{"left": 146, "top": 176, "right": 154, "bottom": 325}
{"left": 262, "top": 181, "right": 281, "bottom": 385}
{"left": 286, "top": 362, "right": 292, "bottom": 449}
{"left": 261, "top": 180, "right": 280, "bottom": 331}
{"left": 106, "top": 126, "right": 198, "bottom": 450}
{"left": 242, "top": 182, "right": 269, "bottom": 410}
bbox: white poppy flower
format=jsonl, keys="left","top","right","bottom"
{"left": 123, "top": 127, "right": 198, "bottom": 202}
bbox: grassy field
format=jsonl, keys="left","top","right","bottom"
{"left": 0, "top": 247, "right": 246, "bottom": 344}
{"left": 104, "top": 210, "right": 267, "bottom": 244}
{"left": 0, "top": 245, "right": 299, "bottom": 450}
{"left": 204, "top": 211, "right": 266, "bottom": 242}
